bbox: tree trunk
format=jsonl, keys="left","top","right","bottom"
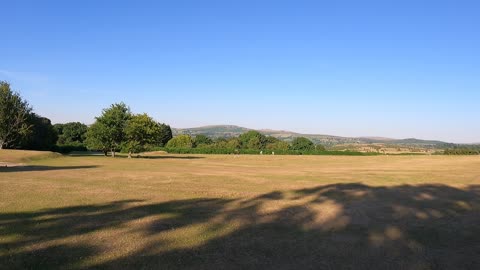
{"left": 103, "top": 150, "right": 108, "bottom": 157}
{"left": 111, "top": 150, "right": 115, "bottom": 158}
{"left": 128, "top": 151, "right": 132, "bottom": 158}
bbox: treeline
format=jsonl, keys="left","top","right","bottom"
{"left": 444, "top": 147, "right": 480, "bottom": 155}
{"left": 0, "top": 82, "right": 172, "bottom": 154}
{"left": 161, "top": 131, "right": 327, "bottom": 153}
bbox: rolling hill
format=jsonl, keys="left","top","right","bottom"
{"left": 173, "top": 125, "right": 453, "bottom": 148}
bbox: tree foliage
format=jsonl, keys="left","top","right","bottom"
{"left": 123, "top": 113, "right": 164, "bottom": 156}
{"left": 86, "top": 103, "right": 131, "bottom": 157}
{"left": 291, "top": 137, "right": 315, "bottom": 151}
{"left": 158, "top": 124, "right": 173, "bottom": 147}
{"left": 19, "top": 114, "right": 57, "bottom": 150}
{"left": 54, "top": 122, "right": 87, "bottom": 145}
{"left": 0, "top": 81, "right": 32, "bottom": 149}
{"left": 193, "top": 134, "right": 213, "bottom": 147}
{"left": 238, "top": 131, "right": 267, "bottom": 149}
{"left": 266, "top": 141, "right": 290, "bottom": 150}
{"left": 166, "top": 135, "right": 194, "bottom": 148}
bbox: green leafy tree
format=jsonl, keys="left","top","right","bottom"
{"left": 291, "top": 137, "right": 315, "bottom": 151}
{"left": 166, "top": 135, "right": 194, "bottom": 148}
{"left": 85, "top": 122, "right": 109, "bottom": 156}
{"left": 123, "top": 113, "right": 163, "bottom": 158}
{"left": 239, "top": 131, "right": 267, "bottom": 149}
{"left": 0, "top": 81, "right": 32, "bottom": 149}
{"left": 193, "top": 134, "right": 212, "bottom": 147}
{"left": 266, "top": 136, "right": 280, "bottom": 144}
{"left": 55, "top": 122, "right": 88, "bottom": 145}
{"left": 266, "top": 141, "right": 290, "bottom": 150}
{"left": 315, "top": 144, "right": 326, "bottom": 151}
{"left": 19, "top": 114, "right": 58, "bottom": 150}
{"left": 226, "top": 138, "right": 241, "bottom": 149}
{"left": 86, "top": 103, "right": 131, "bottom": 157}
{"left": 158, "top": 123, "right": 173, "bottom": 146}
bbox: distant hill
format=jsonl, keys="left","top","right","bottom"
{"left": 173, "top": 125, "right": 453, "bottom": 148}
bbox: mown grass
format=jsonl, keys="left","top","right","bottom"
{"left": 1, "top": 150, "right": 480, "bottom": 269}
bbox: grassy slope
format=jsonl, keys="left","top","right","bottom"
{"left": 1, "top": 152, "right": 480, "bottom": 269}
{"left": 0, "top": 149, "right": 60, "bottom": 164}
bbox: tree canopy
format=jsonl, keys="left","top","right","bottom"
{"left": 0, "top": 81, "right": 32, "bottom": 149}
{"left": 239, "top": 131, "right": 267, "bottom": 149}
{"left": 166, "top": 135, "right": 194, "bottom": 148}
{"left": 54, "top": 122, "right": 88, "bottom": 145}
{"left": 123, "top": 113, "right": 165, "bottom": 157}
{"left": 291, "top": 137, "right": 315, "bottom": 151}
{"left": 85, "top": 103, "right": 131, "bottom": 157}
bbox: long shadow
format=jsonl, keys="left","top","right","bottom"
{"left": 67, "top": 154, "right": 204, "bottom": 160}
{"left": 0, "top": 165, "right": 99, "bottom": 172}
{"left": 140, "top": 155, "right": 204, "bottom": 160}
{"left": 1, "top": 184, "right": 480, "bottom": 269}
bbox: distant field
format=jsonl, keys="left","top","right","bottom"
{"left": 1, "top": 150, "right": 480, "bottom": 269}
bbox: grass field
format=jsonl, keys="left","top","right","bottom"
{"left": 1, "top": 150, "right": 480, "bottom": 269}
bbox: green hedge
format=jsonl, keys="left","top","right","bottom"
{"left": 157, "top": 147, "right": 380, "bottom": 156}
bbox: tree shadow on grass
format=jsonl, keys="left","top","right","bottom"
{"left": 1, "top": 184, "right": 480, "bottom": 269}
{"left": 0, "top": 165, "right": 99, "bottom": 172}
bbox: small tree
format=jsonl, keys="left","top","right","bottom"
{"left": 291, "top": 137, "right": 315, "bottom": 151}
{"left": 123, "top": 113, "right": 163, "bottom": 158}
{"left": 86, "top": 103, "right": 131, "bottom": 157}
{"left": 0, "top": 81, "right": 32, "bottom": 149}
{"left": 166, "top": 135, "right": 194, "bottom": 148}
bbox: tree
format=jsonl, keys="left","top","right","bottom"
{"left": 266, "top": 141, "right": 290, "bottom": 150}
{"left": 55, "top": 122, "right": 88, "bottom": 145}
{"left": 315, "top": 144, "right": 326, "bottom": 151}
{"left": 19, "top": 114, "right": 58, "bottom": 150}
{"left": 239, "top": 131, "right": 267, "bottom": 149}
{"left": 166, "top": 135, "right": 193, "bottom": 148}
{"left": 226, "top": 138, "right": 241, "bottom": 149}
{"left": 291, "top": 137, "right": 315, "bottom": 151}
{"left": 193, "top": 134, "right": 212, "bottom": 147}
{"left": 85, "top": 122, "right": 109, "bottom": 156}
{"left": 85, "top": 103, "right": 131, "bottom": 157}
{"left": 0, "top": 81, "right": 32, "bottom": 149}
{"left": 266, "top": 136, "right": 280, "bottom": 144}
{"left": 123, "top": 113, "right": 163, "bottom": 158}
{"left": 158, "top": 124, "right": 173, "bottom": 147}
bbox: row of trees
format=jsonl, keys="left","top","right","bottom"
{"left": 165, "top": 131, "right": 325, "bottom": 151}
{"left": 444, "top": 147, "right": 480, "bottom": 155}
{"left": 0, "top": 82, "right": 173, "bottom": 154}
{"left": 0, "top": 82, "right": 328, "bottom": 155}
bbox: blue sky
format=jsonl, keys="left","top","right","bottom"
{"left": 1, "top": 0, "right": 479, "bottom": 143}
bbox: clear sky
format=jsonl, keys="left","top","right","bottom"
{"left": 1, "top": 0, "right": 479, "bottom": 143}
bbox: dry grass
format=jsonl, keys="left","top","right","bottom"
{"left": 1, "top": 150, "right": 480, "bottom": 269}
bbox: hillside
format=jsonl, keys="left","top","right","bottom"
{"left": 173, "top": 125, "right": 452, "bottom": 148}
